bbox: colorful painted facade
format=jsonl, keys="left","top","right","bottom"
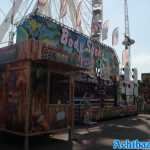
{"left": 0, "top": 14, "right": 120, "bottom": 135}
{"left": 17, "top": 14, "right": 102, "bottom": 69}
{"left": 0, "top": 14, "right": 119, "bottom": 78}
{"left": 96, "top": 45, "right": 119, "bottom": 80}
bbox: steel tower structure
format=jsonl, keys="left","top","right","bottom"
{"left": 91, "top": 0, "right": 103, "bottom": 41}
{"left": 90, "top": 0, "right": 103, "bottom": 77}
{"left": 122, "top": 0, "right": 135, "bottom": 72}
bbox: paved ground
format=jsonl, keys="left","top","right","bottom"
{"left": 0, "top": 114, "right": 150, "bottom": 150}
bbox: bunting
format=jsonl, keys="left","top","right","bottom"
{"left": 112, "top": 27, "right": 119, "bottom": 46}
{"left": 122, "top": 49, "right": 129, "bottom": 67}
{"left": 102, "top": 20, "right": 110, "bottom": 41}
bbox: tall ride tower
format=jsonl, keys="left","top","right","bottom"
{"left": 122, "top": 0, "right": 135, "bottom": 76}
{"left": 91, "top": 0, "right": 103, "bottom": 41}
{"left": 91, "top": 0, "right": 103, "bottom": 76}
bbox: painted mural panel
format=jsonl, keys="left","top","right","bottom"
{"left": 30, "top": 40, "right": 81, "bottom": 67}
{"left": 0, "top": 40, "right": 32, "bottom": 64}
{"left": 30, "top": 65, "right": 70, "bottom": 133}
{"left": 96, "top": 45, "right": 119, "bottom": 80}
{"left": 0, "top": 14, "right": 118, "bottom": 75}
{"left": 0, "top": 45, "right": 17, "bottom": 64}
{"left": 0, "top": 62, "right": 29, "bottom": 132}
{"left": 30, "top": 63, "right": 48, "bottom": 132}
{"left": 16, "top": 14, "right": 101, "bottom": 68}
{"left": 0, "top": 65, "right": 6, "bottom": 128}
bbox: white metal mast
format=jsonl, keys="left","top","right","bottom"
{"left": 122, "top": 0, "right": 135, "bottom": 75}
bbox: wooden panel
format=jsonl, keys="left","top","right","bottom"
{"left": 30, "top": 104, "right": 72, "bottom": 133}
{"left": 0, "top": 61, "right": 30, "bottom": 132}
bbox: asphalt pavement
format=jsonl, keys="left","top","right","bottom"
{"left": 0, "top": 114, "right": 149, "bottom": 150}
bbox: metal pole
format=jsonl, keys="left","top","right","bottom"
{"left": 24, "top": 135, "right": 29, "bottom": 150}
{"left": 133, "top": 83, "right": 135, "bottom": 105}
{"left": 68, "top": 76, "right": 73, "bottom": 141}
{"left": 69, "top": 76, "right": 75, "bottom": 142}
{"left": 124, "top": 83, "right": 127, "bottom": 105}
{"left": 24, "top": 61, "right": 31, "bottom": 150}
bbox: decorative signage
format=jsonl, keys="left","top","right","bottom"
{"left": 41, "top": 43, "right": 80, "bottom": 66}
{"left": 16, "top": 14, "right": 101, "bottom": 68}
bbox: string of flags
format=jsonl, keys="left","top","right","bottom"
{"left": 112, "top": 27, "right": 119, "bottom": 46}
{"left": 122, "top": 49, "right": 129, "bottom": 67}
{"left": 102, "top": 20, "right": 110, "bottom": 41}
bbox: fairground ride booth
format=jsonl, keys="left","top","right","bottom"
{"left": 74, "top": 72, "right": 100, "bottom": 124}
{"left": 74, "top": 43, "right": 121, "bottom": 123}
{"left": 0, "top": 14, "right": 101, "bottom": 137}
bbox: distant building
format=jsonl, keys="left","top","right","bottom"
{"left": 141, "top": 73, "right": 150, "bottom": 102}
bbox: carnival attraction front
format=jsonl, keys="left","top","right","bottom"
{"left": 0, "top": 13, "right": 102, "bottom": 136}
{"left": 0, "top": 13, "right": 137, "bottom": 137}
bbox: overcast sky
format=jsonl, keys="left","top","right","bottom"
{"left": 0, "top": 0, "right": 150, "bottom": 79}
{"left": 103, "top": 0, "right": 150, "bottom": 79}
